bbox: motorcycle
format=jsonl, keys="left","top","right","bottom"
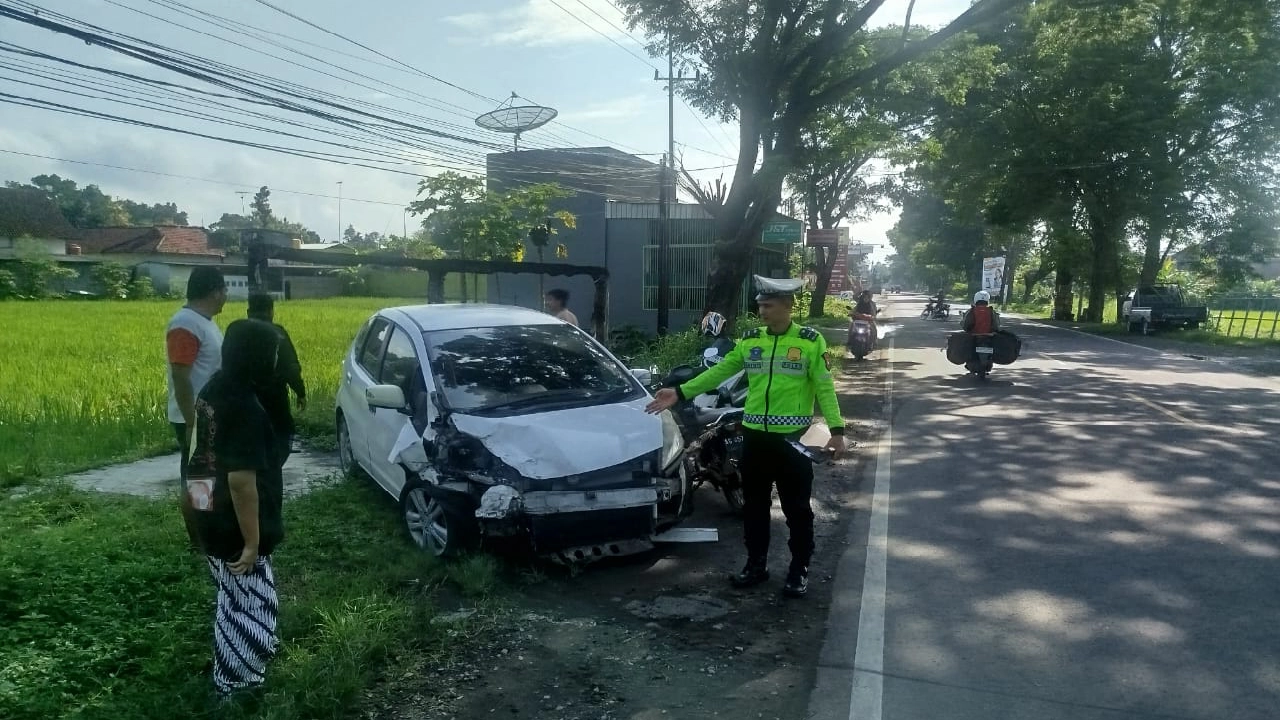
{"left": 654, "top": 363, "right": 746, "bottom": 514}
{"left": 921, "top": 301, "right": 951, "bottom": 320}
{"left": 966, "top": 334, "right": 996, "bottom": 379}
{"left": 847, "top": 308, "right": 880, "bottom": 360}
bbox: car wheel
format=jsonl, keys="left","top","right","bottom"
{"left": 336, "top": 415, "right": 368, "bottom": 480}
{"left": 400, "top": 481, "right": 478, "bottom": 558}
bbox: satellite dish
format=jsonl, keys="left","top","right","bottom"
{"left": 475, "top": 92, "right": 558, "bottom": 151}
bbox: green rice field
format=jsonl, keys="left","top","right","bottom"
{"left": 0, "top": 298, "right": 420, "bottom": 487}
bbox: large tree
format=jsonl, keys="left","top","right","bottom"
{"left": 616, "top": 0, "right": 1029, "bottom": 322}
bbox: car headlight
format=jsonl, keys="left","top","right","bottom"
{"left": 659, "top": 409, "right": 685, "bottom": 473}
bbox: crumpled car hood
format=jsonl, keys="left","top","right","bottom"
{"left": 450, "top": 398, "right": 661, "bottom": 480}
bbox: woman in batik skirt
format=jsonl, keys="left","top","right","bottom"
{"left": 186, "top": 318, "right": 287, "bottom": 698}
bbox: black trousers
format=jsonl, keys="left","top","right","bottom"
{"left": 740, "top": 428, "right": 815, "bottom": 569}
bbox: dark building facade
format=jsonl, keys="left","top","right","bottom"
{"left": 485, "top": 148, "right": 790, "bottom": 336}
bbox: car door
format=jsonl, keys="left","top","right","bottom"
{"left": 366, "top": 322, "right": 423, "bottom": 498}
{"left": 341, "top": 316, "right": 392, "bottom": 475}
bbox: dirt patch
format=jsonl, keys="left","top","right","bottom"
{"left": 365, "top": 349, "right": 885, "bottom": 720}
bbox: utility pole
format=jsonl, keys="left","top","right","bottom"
{"left": 236, "top": 191, "right": 249, "bottom": 217}
{"left": 336, "top": 181, "right": 343, "bottom": 243}
{"left": 654, "top": 33, "right": 699, "bottom": 335}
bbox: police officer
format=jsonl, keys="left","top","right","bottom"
{"left": 646, "top": 276, "right": 846, "bottom": 597}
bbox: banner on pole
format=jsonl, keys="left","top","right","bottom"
{"left": 982, "top": 256, "right": 1006, "bottom": 293}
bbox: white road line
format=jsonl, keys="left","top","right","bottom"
{"left": 848, "top": 338, "right": 893, "bottom": 720}
{"left": 1018, "top": 319, "right": 1163, "bottom": 355}
{"left": 1040, "top": 351, "right": 1197, "bottom": 426}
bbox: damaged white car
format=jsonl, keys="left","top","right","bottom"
{"left": 335, "top": 304, "right": 692, "bottom": 562}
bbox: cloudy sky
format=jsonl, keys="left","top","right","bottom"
{"left": 1, "top": 0, "right": 973, "bottom": 254}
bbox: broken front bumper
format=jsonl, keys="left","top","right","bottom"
{"left": 475, "top": 486, "right": 658, "bottom": 557}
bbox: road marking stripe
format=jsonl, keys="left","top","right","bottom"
{"left": 1127, "top": 395, "right": 1195, "bottom": 426}
{"left": 1041, "top": 351, "right": 1196, "bottom": 427}
{"left": 849, "top": 338, "right": 893, "bottom": 720}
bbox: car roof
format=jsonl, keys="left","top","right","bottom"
{"left": 383, "top": 303, "right": 565, "bottom": 332}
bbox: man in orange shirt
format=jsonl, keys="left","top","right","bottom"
{"left": 166, "top": 266, "right": 227, "bottom": 548}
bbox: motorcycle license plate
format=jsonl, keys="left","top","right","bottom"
{"left": 976, "top": 347, "right": 994, "bottom": 354}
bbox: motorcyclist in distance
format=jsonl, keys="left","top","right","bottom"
{"left": 851, "top": 290, "right": 879, "bottom": 343}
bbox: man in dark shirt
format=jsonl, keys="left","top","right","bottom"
{"left": 247, "top": 293, "right": 306, "bottom": 465}
{"left": 185, "top": 318, "right": 285, "bottom": 699}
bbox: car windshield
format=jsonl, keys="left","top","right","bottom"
{"left": 424, "top": 324, "right": 643, "bottom": 415}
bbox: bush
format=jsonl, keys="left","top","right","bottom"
{"left": 126, "top": 276, "right": 156, "bottom": 300}
{"left": 0, "top": 269, "right": 16, "bottom": 300}
{"left": 12, "top": 239, "right": 76, "bottom": 299}
{"left": 91, "top": 262, "right": 131, "bottom": 299}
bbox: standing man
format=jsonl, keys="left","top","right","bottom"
{"left": 167, "top": 265, "right": 226, "bottom": 548}
{"left": 544, "top": 288, "right": 579, "bottom": 327}
{"left": 647, "top": 276, "right": 846, "bottom": 598}
{"left": 247, "top": 293, "right": 306, "bottom": 465}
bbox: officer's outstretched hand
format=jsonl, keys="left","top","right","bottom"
{"left": 646, "top": 388, "right": 679, "bottom": 414}
{"left": 825, "top": 435, "right": 847, "bottom": 460}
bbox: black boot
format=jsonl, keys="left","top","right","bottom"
{"left": 730, "top": 558, "right": 770, "bottom": 588}
{"left": 782, "top": 564, "right": 808, "bottom": 598}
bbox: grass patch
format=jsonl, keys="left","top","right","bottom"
{"left": 0, "top": 298, "right": 422, "bottom": 488}
{"left": 0, "top": 475, "right": 485, "bottom": 720}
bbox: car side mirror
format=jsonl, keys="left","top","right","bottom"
{"left": 366, "top": 384, "right": 408, "bottom": 413}
{"left": 631, "top": 368, "right": 654, "bottom": 385}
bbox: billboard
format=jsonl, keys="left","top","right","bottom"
{"left": 805, "top": 228, "right": 841, "bottom": 247}
{"left": 982, "top": 256, "right": 1007, "bottom": 293}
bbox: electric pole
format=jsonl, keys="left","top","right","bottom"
{"left": 654, "top": 34, "right": 699, "bottom": 335}
{"left": 336, "top": 181, "right": 343, "bottom": 243}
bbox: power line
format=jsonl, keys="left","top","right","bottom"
{"left": 551, "top": 0, "right": 657, "bottom": 69}
{"left": 0, "top": 148, "right": 412, "bottom": 207}
{"left": 248, "top": 0, "right": 498, "bottom": 104}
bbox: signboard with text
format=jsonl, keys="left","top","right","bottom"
{"left": 762, "top": 220, "right": 803, "bottom": 244}
{"left": 806, "top": 228, "right": 841, "bottom": 247}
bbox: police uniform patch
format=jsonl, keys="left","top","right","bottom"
{"left": 743, "top": 327, "right": 762, "bottom": 339}
{"left": 823, "top": 352, "right": 832, "bottom": 370}
{"left": 749, "top": 346, "right": 764, "bottom": 360}
{"left": 799, "top": 326, "right": 819, "bottom": 341}
{"left": 786, "top": 346, "right": 803, "bottom": 362}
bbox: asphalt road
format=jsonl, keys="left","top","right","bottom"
{"left": 811, "top": 295, "right": 1280, "bottom": 720}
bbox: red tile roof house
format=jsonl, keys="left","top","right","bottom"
{"left": 71, "top": 226, "right": 230, "bottom": 297}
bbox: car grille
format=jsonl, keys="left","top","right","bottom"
{"left": 528, "top": 506, "right": 655, "bottom": 553}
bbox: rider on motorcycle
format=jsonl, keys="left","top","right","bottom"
{"left": 851, "top": 290, "right": 879, "bottom": 342}
{"left": 962, "top": 291, "right": 1000, "bottom": 335}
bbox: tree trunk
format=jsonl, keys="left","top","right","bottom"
{"left": 808, "top": 242, "right": 839, "bottom": 318}
{"left": 1022, "top": 264, "right": 1053, "bottom": 303}
{"left": 1052, "top": 267, "right": 1074, "bottom": 320}
{"left": 1083, "top": 228, "right": 1109, "bottom": 323}
{"left": 1139, "top": 217, "right": 1166, "bottom": 286}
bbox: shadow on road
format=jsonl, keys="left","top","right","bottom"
{"left": 869, "top": 310, "right": 1280, "bottom": 718}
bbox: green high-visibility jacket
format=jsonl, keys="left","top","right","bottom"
{"left": 676, "top": 322, "right": 844, "bottom": 435}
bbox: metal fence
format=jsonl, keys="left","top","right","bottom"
{"left": 1208, "top": 297, "right": 1280, "bottom": 340}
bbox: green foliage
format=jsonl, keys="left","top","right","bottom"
{"left": 6, "top": 174, "right": 190, "bottom": 227}
{"left": 381, "top": 232, "right": 445, "bottom": 260}
{"left": 91, "top": 261, "right": 131, "bottom": 299}
{"left": 12, "top": 238, "right": 76, "bottom": 298}
{"left": 0, "top": 269, "right": 17, "bottom": 299}
{"left": 126, "top": 275, "right": 156, "bottom": 300}
{"left": 408, "top": 172, "right": 576, "bottom": 262}
{"left": 0, "top": 478, "right": 468, "bottom": 720}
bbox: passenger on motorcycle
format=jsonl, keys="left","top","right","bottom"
{"left": 851, "top": 290, "right": 879, "bottom": 342}
{"left": 962, "top": 291, "right": 1000, "bottom": 335}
